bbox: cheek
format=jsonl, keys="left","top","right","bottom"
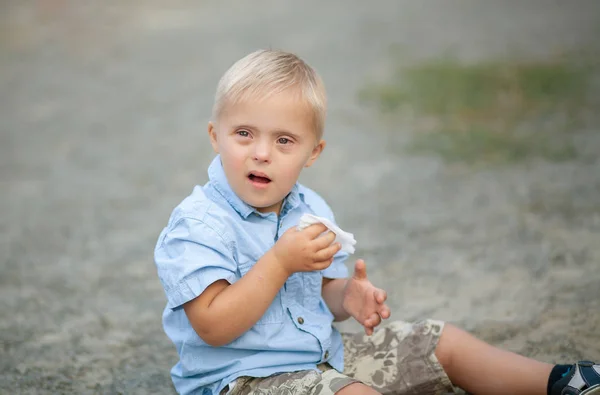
{"left": 220, "top": 145, "right": 247, "bottom": 175}
{"left": 278, "top": 159, "right": 306, "bottom": 182}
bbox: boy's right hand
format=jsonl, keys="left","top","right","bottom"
{"left": 272, "top": 223, "right": 341, "bottom": 276}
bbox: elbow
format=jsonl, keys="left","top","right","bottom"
{"left": 190, "top": 317, "right": 236, "bottom": 347}
{"left": 197, "top": 329, "right": 231, "bottom": 347}
{"left": 184, "top": 300, "right": 234, "bottom": 346}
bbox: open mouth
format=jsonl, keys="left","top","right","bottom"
{"left": 248, "top": 172, "right": 271, "bottom": 184}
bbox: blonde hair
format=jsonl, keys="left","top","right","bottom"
{"left": 212, "top": 49, "right": 327, "bottom": 138}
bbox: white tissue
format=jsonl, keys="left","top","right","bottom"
{"left": 297, "top": 214, "right": 356, "bottom": 254}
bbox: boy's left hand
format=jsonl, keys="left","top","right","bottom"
{"left": 342, "top": 259, "right": 391, "bottom": 335}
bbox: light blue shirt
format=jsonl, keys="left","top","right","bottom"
{"left": 154, "top": 155, "right": 350, "bottom": 395}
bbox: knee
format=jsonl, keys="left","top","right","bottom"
{"left": 434, "top": 323, "right": 460, "bottom": 373}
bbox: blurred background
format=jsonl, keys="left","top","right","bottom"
{"left": 1, "top": 1, "right": 599, "bottom": 393}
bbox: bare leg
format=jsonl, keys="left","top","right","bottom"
{"left": 435, "top": 324, "right": 553, "bottom": 395}
{"left": 336, "top": 382, "right": 380, "bottom": 394}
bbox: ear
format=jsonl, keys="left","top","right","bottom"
{"left": 208, "top": 122, "right": 219, "bottom": 153}
{"left": 305, "top": 139, "right": 326, "bottom": 168}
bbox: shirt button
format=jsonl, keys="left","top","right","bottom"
{"left": 297, "top": 317, "right": 304, "bottom": 325}
{"left": 324, "top": 350, "right": 330, "bottom": 359}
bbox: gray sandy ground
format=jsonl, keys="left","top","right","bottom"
{"left": 1, "top": 1, "right": 599, "bottom": 393}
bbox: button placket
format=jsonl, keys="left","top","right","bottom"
{"left": 275, "top": 215, "right": 284, "bottom": 241}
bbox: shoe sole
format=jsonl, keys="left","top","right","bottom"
{"left": 582, "top": 384, "right": 600, "bottom": 395}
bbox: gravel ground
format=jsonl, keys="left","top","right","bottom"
{"left": 1, "top": 1, "right": 599, "bottom": 393}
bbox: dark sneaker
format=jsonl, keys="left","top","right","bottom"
{"left": 551, "top": 361, "right": 600, "bottom": 395}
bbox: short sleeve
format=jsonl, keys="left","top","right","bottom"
{"left": 154, "top": 217, "right": 238, "bottom": 310}
{"left": 317, "top": 202, "right": 350, "bottom": 279}
{"left": 321, "top": 250, "right": 350, "bottom": 279}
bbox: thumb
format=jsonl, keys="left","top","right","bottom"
{"left": 353, "top": 259, "right": 368, "bottom": 280}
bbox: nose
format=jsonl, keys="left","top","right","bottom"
{"left": 253, "top": 140, "right": 271, "bottom": 163}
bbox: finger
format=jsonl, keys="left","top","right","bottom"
{"left": 312, "top": 230, "right": 336, "bottom": 250}
{"left": 364, "top": 326, "right": 373, "bottom": 336}
{"left": 314, "top": 243, "right": 341, "bottom": 262}
{"left": 301, "top": 223, "right": 329, "bottom": 239}
{"left": 365, "top": 313, "right": 381, "bottom": 328}
{"left": 374, "top": 289, "right": 387, "bottom": 304}
{"left": 313, "top": 257, "right": 335, "bottom": 271}
{"left": 353, "top": 259, "right": 367, "bottom": 280}
{"left": 363, "top": 313, "right": 379, "bottom": 327}
{"left": 378, "top": 304, "right": 391, "bottom": 320}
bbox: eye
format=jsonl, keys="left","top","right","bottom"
{"left": 236, "top": 130, "right": 250, "bottom": 137}
{"left": 277, "top": 137, "right": 291, "bottom": 145}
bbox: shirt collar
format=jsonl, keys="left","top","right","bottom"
{"left": 207, "top": 155, "right": 303, "bottom": 219}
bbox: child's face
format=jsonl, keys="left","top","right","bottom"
{"left": 208, "top": 91, "right": 325, "bottom": 214}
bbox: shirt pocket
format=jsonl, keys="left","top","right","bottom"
{"left": 238, "top": 259, "right": 284, "bottom": 325}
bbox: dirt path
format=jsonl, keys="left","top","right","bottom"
{"left": 1, "top": 1, "right": 599, "bottom": 393}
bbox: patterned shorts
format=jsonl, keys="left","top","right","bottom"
{"left": 224, "top": 319, "right": 456, "bottom": 395}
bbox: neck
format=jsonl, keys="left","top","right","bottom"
{"left": 255, "top": 200, "right": 284, "bottom": 216}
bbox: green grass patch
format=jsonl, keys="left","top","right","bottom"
{"left": 407, "top": 126, "right": 577, "bottom": 164}
{"left": 359, "top": 55, "right": 596, "bottom": 164}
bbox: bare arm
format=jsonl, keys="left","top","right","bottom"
{"left": 322, "top": 277, "right": 351, "bottom": 322}
{"left": 183, "top": 249, "right": 288, "bottom": 347}
{"left": 184, "top": 224, "right": 339, "bottom": 347}
{"left": 325, "top": 260, "right": 392, "bottom": 335}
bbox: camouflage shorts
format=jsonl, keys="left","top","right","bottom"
{"left": 224, "top": 319, "right": 456, "bottom": 395}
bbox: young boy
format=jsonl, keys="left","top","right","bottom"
{"left": 154, "top": 49, "right": 600, "bottom": 395}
